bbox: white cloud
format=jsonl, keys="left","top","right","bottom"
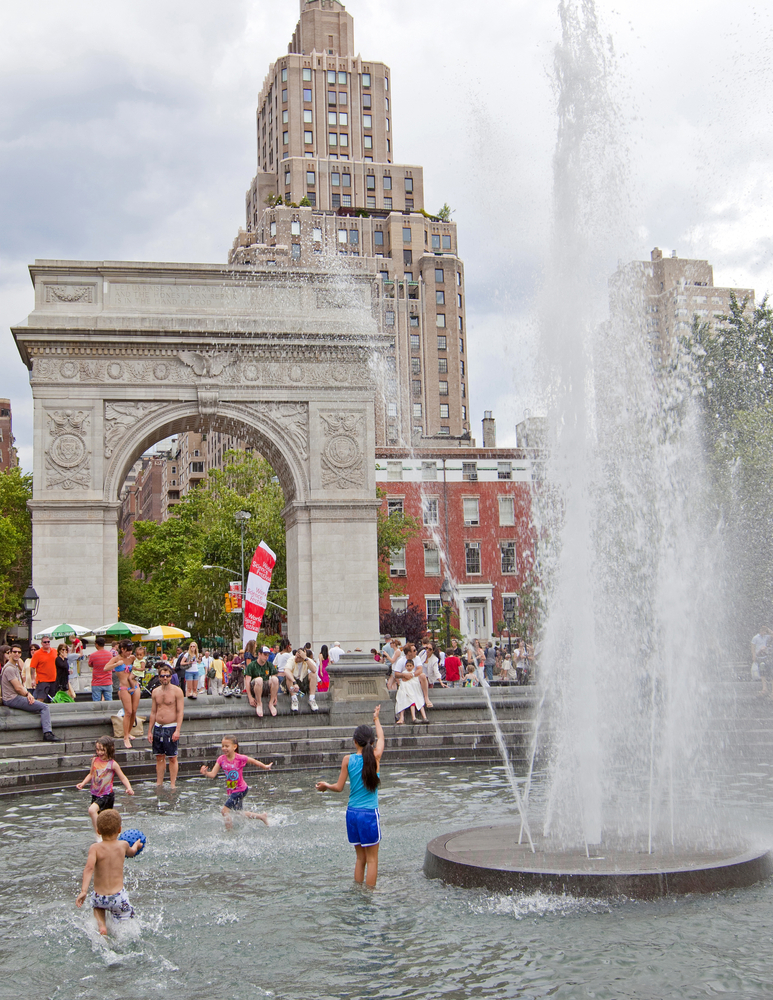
{"left": 2, "top": 0, "right": 773, "bottom": 465}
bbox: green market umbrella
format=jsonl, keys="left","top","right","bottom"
{"left": 93, "top": 621, "right": 149, "bottom": 637}
{"left": 34, "top": 622, "right": 92, "bottom": 640}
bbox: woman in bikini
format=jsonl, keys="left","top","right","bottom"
{"left": 105, "top": 640, "right": 141, "bottom": 748}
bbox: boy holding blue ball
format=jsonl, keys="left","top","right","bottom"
{"left": 76, "top": 808, "right": 143, "bottom": 936}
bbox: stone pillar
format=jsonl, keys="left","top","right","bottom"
{"left": 29, "top": 501, "right": 120, "bottom": 629}
{"left": 284, "top": 499, "right": 380, "bottom": 651}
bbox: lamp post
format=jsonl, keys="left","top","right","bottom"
{"left": 233, "top": 511, "right": 252, "bottom": 612}
{"left": 439, "top": 577, "right": 453, "bottom": 653}
{"left": 22, "top": 585, "right": 39, "bottom": 659}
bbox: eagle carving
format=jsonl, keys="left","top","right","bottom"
{"left": 177, "top": 350, "right": 234, "bottom": 378}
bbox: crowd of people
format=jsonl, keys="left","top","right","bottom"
{"left": 0, "top": 631, "right": 534, "bottom": 744}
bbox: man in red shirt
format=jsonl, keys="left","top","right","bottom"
{"left": 30, "top": 635, "right": 58, "bottom": 702}
{"left": 444, "top": 647, "right": 463, "bottom": 688}
{"left": 88, "top": 636, "right": 114, "bottom": 702}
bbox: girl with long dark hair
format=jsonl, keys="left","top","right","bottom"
{"left": 315, "top": 706, "right": 385, "bottom": 886}
{"left": 105, "top": 640, "right": 141, "bottom": 748}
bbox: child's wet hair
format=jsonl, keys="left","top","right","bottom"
{"left": 96, "top": 736, "right": 116, "bottom": 759}
{"left": 96, "top": 809, "right": 121, "bottom": 837}
{"left": 353, "top": 725, "right": 380, "bottom": 793}
{"left": 222, "top": 735, "right": 239, "bottom": 752}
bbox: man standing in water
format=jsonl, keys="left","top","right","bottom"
{"left": 147, "top": 665, "right": 184, "bottom": 788}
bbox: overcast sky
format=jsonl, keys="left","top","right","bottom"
{"left": 2, "top": 0, "right": 772, "bottom": 470}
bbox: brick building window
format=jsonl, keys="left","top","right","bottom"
{"left": 462, "top": 462, "right": 477, "bottom": 481}
{"left": 463, "top": 497, "right": 480, "bottom": 525}
{"left": 411, "top": 358, "right": 421, "bottom": 374}
{"left": 389, "top": 547, "right": 406, "bottom": 576}
{"left": 503, "top": 596, "right": 517, "bottom": 623}
{"left": 499, "top": 497, "right": 515, "bottom": 525}
{"left": 422, "top": 461, "right": 437, "bottom": 481}
{"left": 412, "top": 380, "right": 422, "bottom": 396}
{"left": 424, "top": 544, "right": 440, "bottom": 576}
{"left": 500, "top": 541, "right": 517, "bottom": 574}
{"left": 387, "top": 498, "right": 404, "bottom": 517}
{"left": 437, "top": 335, "right": 447, "bottom": 350}
{"left": 465, "top": 542, "right": 481, "bottom": 575}
{"left": 440, "top": 404, "right": 449, "bottom": 418}
{"left": 426, "top": 597, "right": 441, "bottom": 621}
{"left": 498, "top": 462, "right": 512, "bottom": 480}
{"left": 439, "top": 381, "right": 449, "bottom": 396}
{"left": 387, "top": 461, "right": 402, "bottom": 481}
{"left": 423, "top": 498, "right": 439, "bottom": 525}
{"left": 438, "top": 358, "right": 448, "bottom": 373}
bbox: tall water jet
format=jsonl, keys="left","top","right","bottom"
{"left": 425, "top": 0, "right": 773, "bottom": 894}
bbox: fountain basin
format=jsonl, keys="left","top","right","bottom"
{"left": 424, "top": 824, "right": 773, "bottom": 899}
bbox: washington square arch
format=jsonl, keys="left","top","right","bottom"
{"left": 12, "top": 259, "right": 386, "bottom": 649}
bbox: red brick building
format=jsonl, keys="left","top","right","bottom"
{"left": 376, "top": 441, "right": 535, "bottom": 642}
{"left": 0, "top": 399, "right": 18, "bottom": 471}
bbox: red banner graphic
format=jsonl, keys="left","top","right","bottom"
{"left": 242, "top": 541, "right": 276, "bottom": 645}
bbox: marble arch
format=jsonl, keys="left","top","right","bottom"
{"left": 13, "top": 259, "right": 386, "bottom": 649}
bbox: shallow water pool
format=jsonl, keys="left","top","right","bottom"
{"left": 1, "top": 761, "right": 772, "bottom": 1000}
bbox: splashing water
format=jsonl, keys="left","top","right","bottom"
{"left": 530, "top": 0, "right": 728, "bottom": 853}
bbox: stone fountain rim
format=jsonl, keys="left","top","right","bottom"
{"left": 424, "top": 823, "right": 773, "bottom": 898}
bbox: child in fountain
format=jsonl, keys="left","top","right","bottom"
{"left": 200, "top": 736, "right": 272, "bottom": 829}
{"left": 76, "top": 808, "right": 143, "bottom": 936}
{"left": 315, "top": 705, "right": 384, "bottom": 887}
{"left": 76, "top": 736, "right": 134, "bottom": 836}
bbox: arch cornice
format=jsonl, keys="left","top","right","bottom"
{"left": 103, "top": 400, "right": 310, "bottom": 506}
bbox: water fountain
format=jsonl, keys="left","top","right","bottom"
{"left": 424, "top": 0, "right": 773, "bottom": 898}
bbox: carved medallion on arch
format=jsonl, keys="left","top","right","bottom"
{"left": 319, "top": 412, "right": 365, "bottom": 489}
{"left": 45, "top": 409, "right": 92, "bottom": 491}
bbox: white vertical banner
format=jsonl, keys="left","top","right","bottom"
{"left": 242, "top": 541, "right": 277, "bottom": 646}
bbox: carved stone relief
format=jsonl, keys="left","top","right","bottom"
{"left": 44, "top": 284, "right": 95, "bottom": 304}
{"left": 225, "top": 402, "right": 309, "bottom": 462}
{"left": 30, "top": 353, "right": 374, "bottom": 388}
{"left": 45, "top": 409, "right": 91, "bottom": 491}
{"left": 104, "top": 402, "right": 166, "bottom": 458}
{"left": 319, "top": 412, "right": 365, "bottom": 489}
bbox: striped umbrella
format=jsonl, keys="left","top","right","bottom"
{"left": 34, "top": 622, "right": 92, "bottom": 639}
{"left": 144, "top": 625, "right": 192, "bottom": 641}
{"left": 93, "top": 621, "right": 149, "bottom": 637}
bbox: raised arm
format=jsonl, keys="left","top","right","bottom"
{"left": 373, "top": 705, "right": 385, "bottom": 764}
{"left": 316, "top": 754, "right": 349, "bottom": 793}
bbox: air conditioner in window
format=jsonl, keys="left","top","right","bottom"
{"left": 464, "top": 519, "right": 480, "bottom": 527}
{"left": 390, "top": 568, "right": 407, "bottom": 577}
{"left": 467, "top": 473, "right": 478, "bottom": 481}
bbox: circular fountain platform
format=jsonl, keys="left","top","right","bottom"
{"left": 424, "top": 825, "right": 773, "bottom": 898}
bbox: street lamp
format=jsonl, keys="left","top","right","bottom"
{"left": 233, "top": 511, "right": 252, "bottom": 614}
{"left": 22, "top": 585, "right": 39, "bottom": 658}
{"left": 439, "top": 577, "right": 453, "bottom": 653}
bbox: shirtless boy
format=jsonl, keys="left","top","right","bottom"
{"left": 146, "top": 665, "right": 184, "bottom": 788}
{"left": 76, "top": 808, "right": 143, "bottom": 935}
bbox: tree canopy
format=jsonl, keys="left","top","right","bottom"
{"left": 0, "top": 467, "right": 32, "bottom": 635}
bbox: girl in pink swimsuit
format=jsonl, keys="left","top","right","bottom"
{"left": 76, "top": 736, "right": 134, "bottom": 835}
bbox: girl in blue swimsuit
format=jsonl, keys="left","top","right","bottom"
{"left": 316, "top": 705, "right": 385, "bottom": 886}
{"left": 106, "top": 640, "right": 140, "bottom": 748}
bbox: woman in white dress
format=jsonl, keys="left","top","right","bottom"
{"left": 394, "top": 644, "right": 428, "bottom": 725}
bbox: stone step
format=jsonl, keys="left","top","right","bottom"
{"left": 0, "top": 739, "right": 524, "bottom": 792}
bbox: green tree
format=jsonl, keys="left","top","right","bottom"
{"left": 685, "top": 295, "right": 773, "bottom": 643}
{"left": 376, "top": 488, "right": 421, "bottom": 596}
{"left": 122, "top": 452, "right": 286, "bottom": 640}
{"left": 436, "top": 203, "right": 453, "bottom": 222}
{"left": 0, "top": 467, "right": 32, "bottom": 637}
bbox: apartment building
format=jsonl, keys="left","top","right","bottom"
{"left": 376, "top": 417, "right": 536, "bottom": 642}
{"left": 610, "top": 248, "right": 755, "bottom": 362}
{"left": 0, "top": 400, "right": 18, "bottom": 471}
{"left": 229, "top": 0, "right": 470, "bottom": 444}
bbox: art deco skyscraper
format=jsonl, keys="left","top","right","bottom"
{"left": 230, "top": 0, "right": 471, "bottom": 445}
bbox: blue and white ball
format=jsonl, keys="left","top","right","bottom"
{"left": 119, "top": 828, "right": 146, "bottom": 857}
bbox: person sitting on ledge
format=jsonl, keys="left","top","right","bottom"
{"left": 1, "top": 644, "right": 61, "bottom": 742}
